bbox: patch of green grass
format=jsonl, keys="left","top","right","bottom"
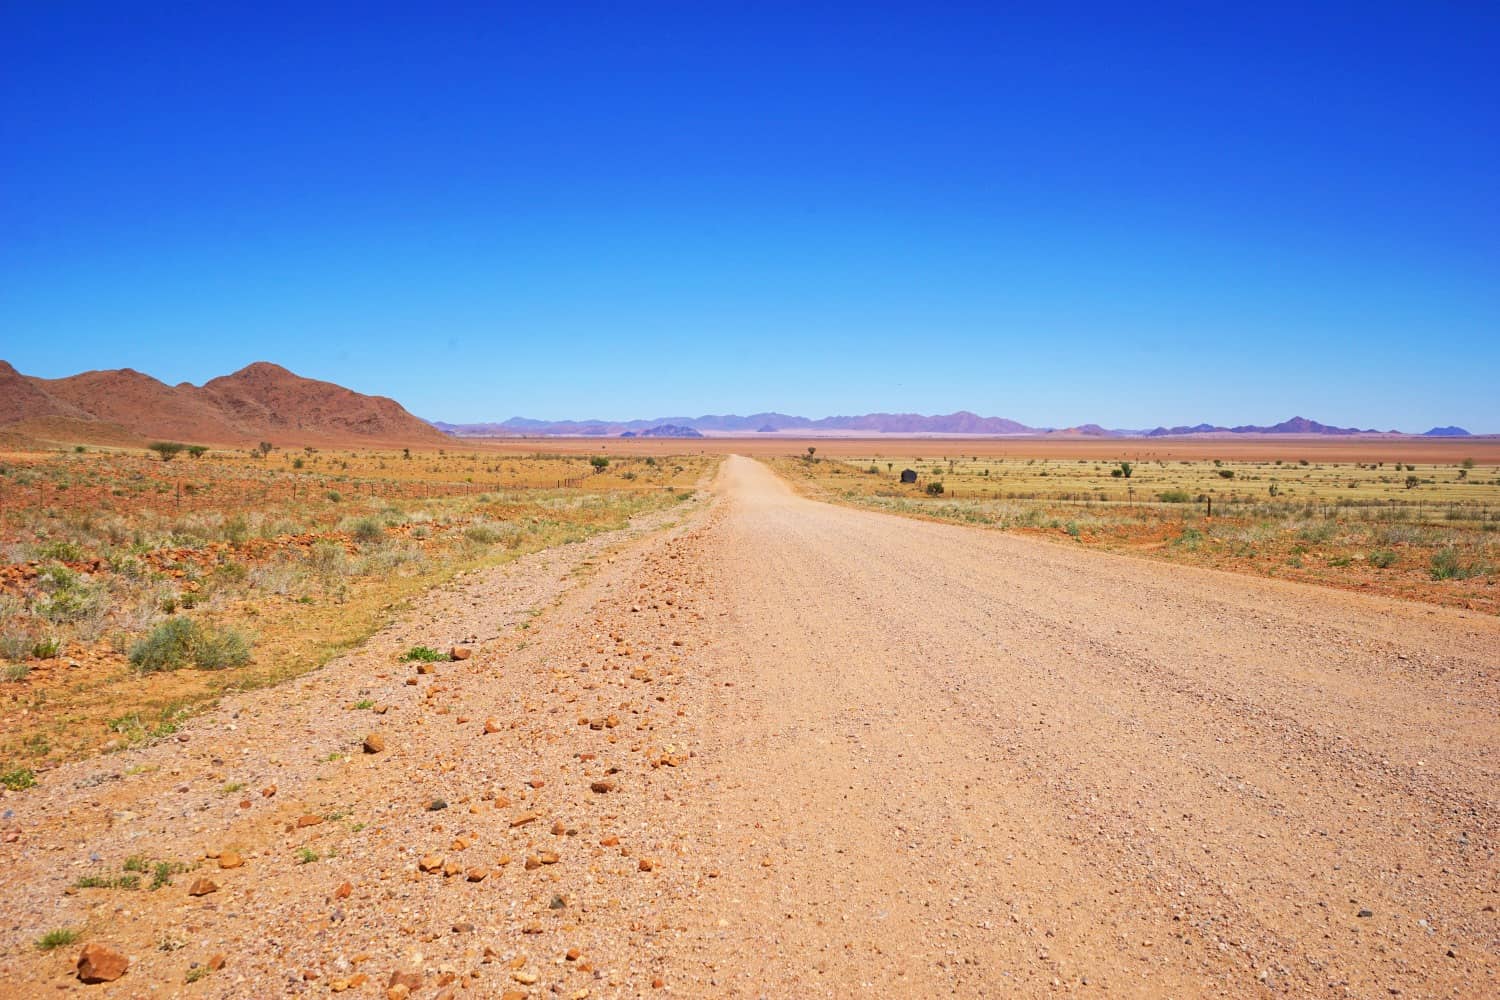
{"left": 73, "top": 873, "right": 139, "bottom": 890}
{"left": 400, "top": 645, "right": 447, "bottom": 662}
{"left": 35, "top": 928, "right": 80, "bottom": 951}
{"left": 353, "top": 699, "right": 374, "bottom": 710}
{"left": 296, "top": 847, "right": 319, "bottom": 865}
{"left": 122, "top": 855, "right": 148, "bottom": 873}
{"left": 1369, "top": 549, "right": 1399, "bottom": 569}
{"left": 185, "top": 966, "right": 212, "bottom": 984}
{"left": 221, "top": 782, "right": 245, "bottom": 794}
{"left": 1174, "top": 527, "right": 1204, "bottom": 550}
{"left": 1430, "top": 547, "right": 1491, "bottom": 581}
{"left": 1, "top": 766, "right": 36, "bottom": 790}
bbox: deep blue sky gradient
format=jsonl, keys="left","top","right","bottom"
{"left": 2, "top": 3, "right": 1496, "bottom": 429}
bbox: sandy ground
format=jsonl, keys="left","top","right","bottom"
{"left": 3, "top": 456, "right": 1496, "bottom": 998}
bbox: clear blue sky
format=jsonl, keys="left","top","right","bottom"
{"left": 2, "top": 3, "right": 1496, "bottom": 430}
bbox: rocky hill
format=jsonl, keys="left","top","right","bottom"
{"left": 0, "top": 360, "right": 449, "bottom": 447}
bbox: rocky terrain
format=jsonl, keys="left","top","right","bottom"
{"left": 2, "top": 457, "right": 1496, "bottom": 997}
{"left": 0, "top": 361, "right": 448, "bottom": 447}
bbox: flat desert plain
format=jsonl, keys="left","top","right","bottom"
{"left": 1, "top": 450, "right": 1497, "bottom": 998}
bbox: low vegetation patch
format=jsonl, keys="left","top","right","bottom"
{"left": 35, "top": 928, "right": 80, "bottom": 951}
{"left": 772, "top": 450, "right": 1499, "bottom": 615}
{"left": 128, "top": 617, "right": 252, "bottom": 673}
{"left": 0, "top": 446, "right": 710, "bottom": 774}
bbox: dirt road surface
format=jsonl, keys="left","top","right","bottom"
{"left": 3, "top": 456, "right": 1496, "bottom": 997}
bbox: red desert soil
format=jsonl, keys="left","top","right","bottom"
{"left": 2, "top": 457, "right": 1496, "bottom": 997}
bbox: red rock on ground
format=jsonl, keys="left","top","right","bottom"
{"left": 76, "top": 943, "right": 129, "bottom": 983}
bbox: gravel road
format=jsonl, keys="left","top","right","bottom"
{"left": 3, "top": 455, "right": 1495, "bottom": 998}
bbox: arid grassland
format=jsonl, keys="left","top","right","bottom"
{"left": 0, "top": 445, "right": 709, "bottom": 779}
{"left": 772, "top": 449, "right": 1500, "bottom": 614}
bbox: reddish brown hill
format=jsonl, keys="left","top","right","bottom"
{"left": 201, "top": 362, "right": 443, "bottom": 443}
{"left": 0, "top": 361, "right": 448, "bottom": 447}
{"left": 0, "top": 361, "right": 90, "bottom": 426}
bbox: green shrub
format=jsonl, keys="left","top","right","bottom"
{"left": 1430, "top": 548, "right": 1490, "bottom": 581}
{"left": 348, "top": 517, "right": 384, "bottom": 543}
{"left": 73, "top": 873, "right": 138, "bottom": 890}
{"left": 193, "top": 627, "right": 251, "bottom": 669}
{"left": 148, "top": 441, "right": 186, "bottom": 462}
{"left": 1369, "top": 550, "right": 1398, "bottom": 569}
{"left": 1158, "top": 490, "right": 1192, "bottom": 503}
{"left": 35, "top": 928, "right": 80, "bottom": 951}
{"left": 36, "top": 539, "right": 84, "bottom": 562}
{"left": 401, "top": 645, "right": 447, "bottom": 663}
{"left": 128, "top": 617, "right": 252, "bottom": 672}
{"left": 463, "top": 522, "right": 503, "bottom": 545}
{"left": 925, "top": 482, "right": 944, "bottom": 496}
{"left": 150, "top": 860, "right": 188, "bottom": 890}
{"left": 31, "top": 565, "right": 103, "bottom": 623}
{"left": 1, "top": 766, "right": 37, "bottom": 790}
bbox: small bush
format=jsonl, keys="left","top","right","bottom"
{"left": 464, "top": 523, "right": 504, "bottom": 545}
{"left": 1369, "top": 550, "right": 1398, "bottom": 569}
{"left": 2, "top": 766, "right": 37, "bottom": 790}
{"left": 1217, "top": 469, "right": 1235, "bottom": 479}
{"left": 925, "top": 482, "right": 945, "bottom": 496}
{"left": 193, "top": 627, "right": 252, "bottom": 669}
{"left": 1158, "top": 490, "right": 1192, "bottom": 503}
{"left": 35, "top": 928, "right": 80, "bottom": 951}
{"left": 308, "top": 541, "right": 350, "bottom": 576}
{"left": 73, "top": 874, "right": 138, "bottom": 890}
{"left": 129, "top": 617, "right": 252, "bottom": 672}
{"left": 401, "top": 645, "right": 447, "bottom": 663}
{"left": 148, "top": 441, "right": 186, "bottom": 462}
{"left": 1430, "top": 548, "right": 1490, "bottom": 581}
{"left": 150, "top": 860, "right": 187, "bottom": 890}
{"left": 0, "top": 632, "right": 34, "bottom": 662}
{"left": 348, "top": 517, "right": 384, "bottom": 543}
{"left": 36, "top": 539, "right": 84, "bottom": 562}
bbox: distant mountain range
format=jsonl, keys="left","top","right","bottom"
{"left": 432, "top": 412, "right": 1474, "bottom": 438}
{"left": 620, "top": 424, "right": 704, "bottom": 439}
{"left": 0, "top": 359, "right": 1480, "bottom": 446}
{"left": 1, "top": 360, "right": 446, "bottom": 447}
